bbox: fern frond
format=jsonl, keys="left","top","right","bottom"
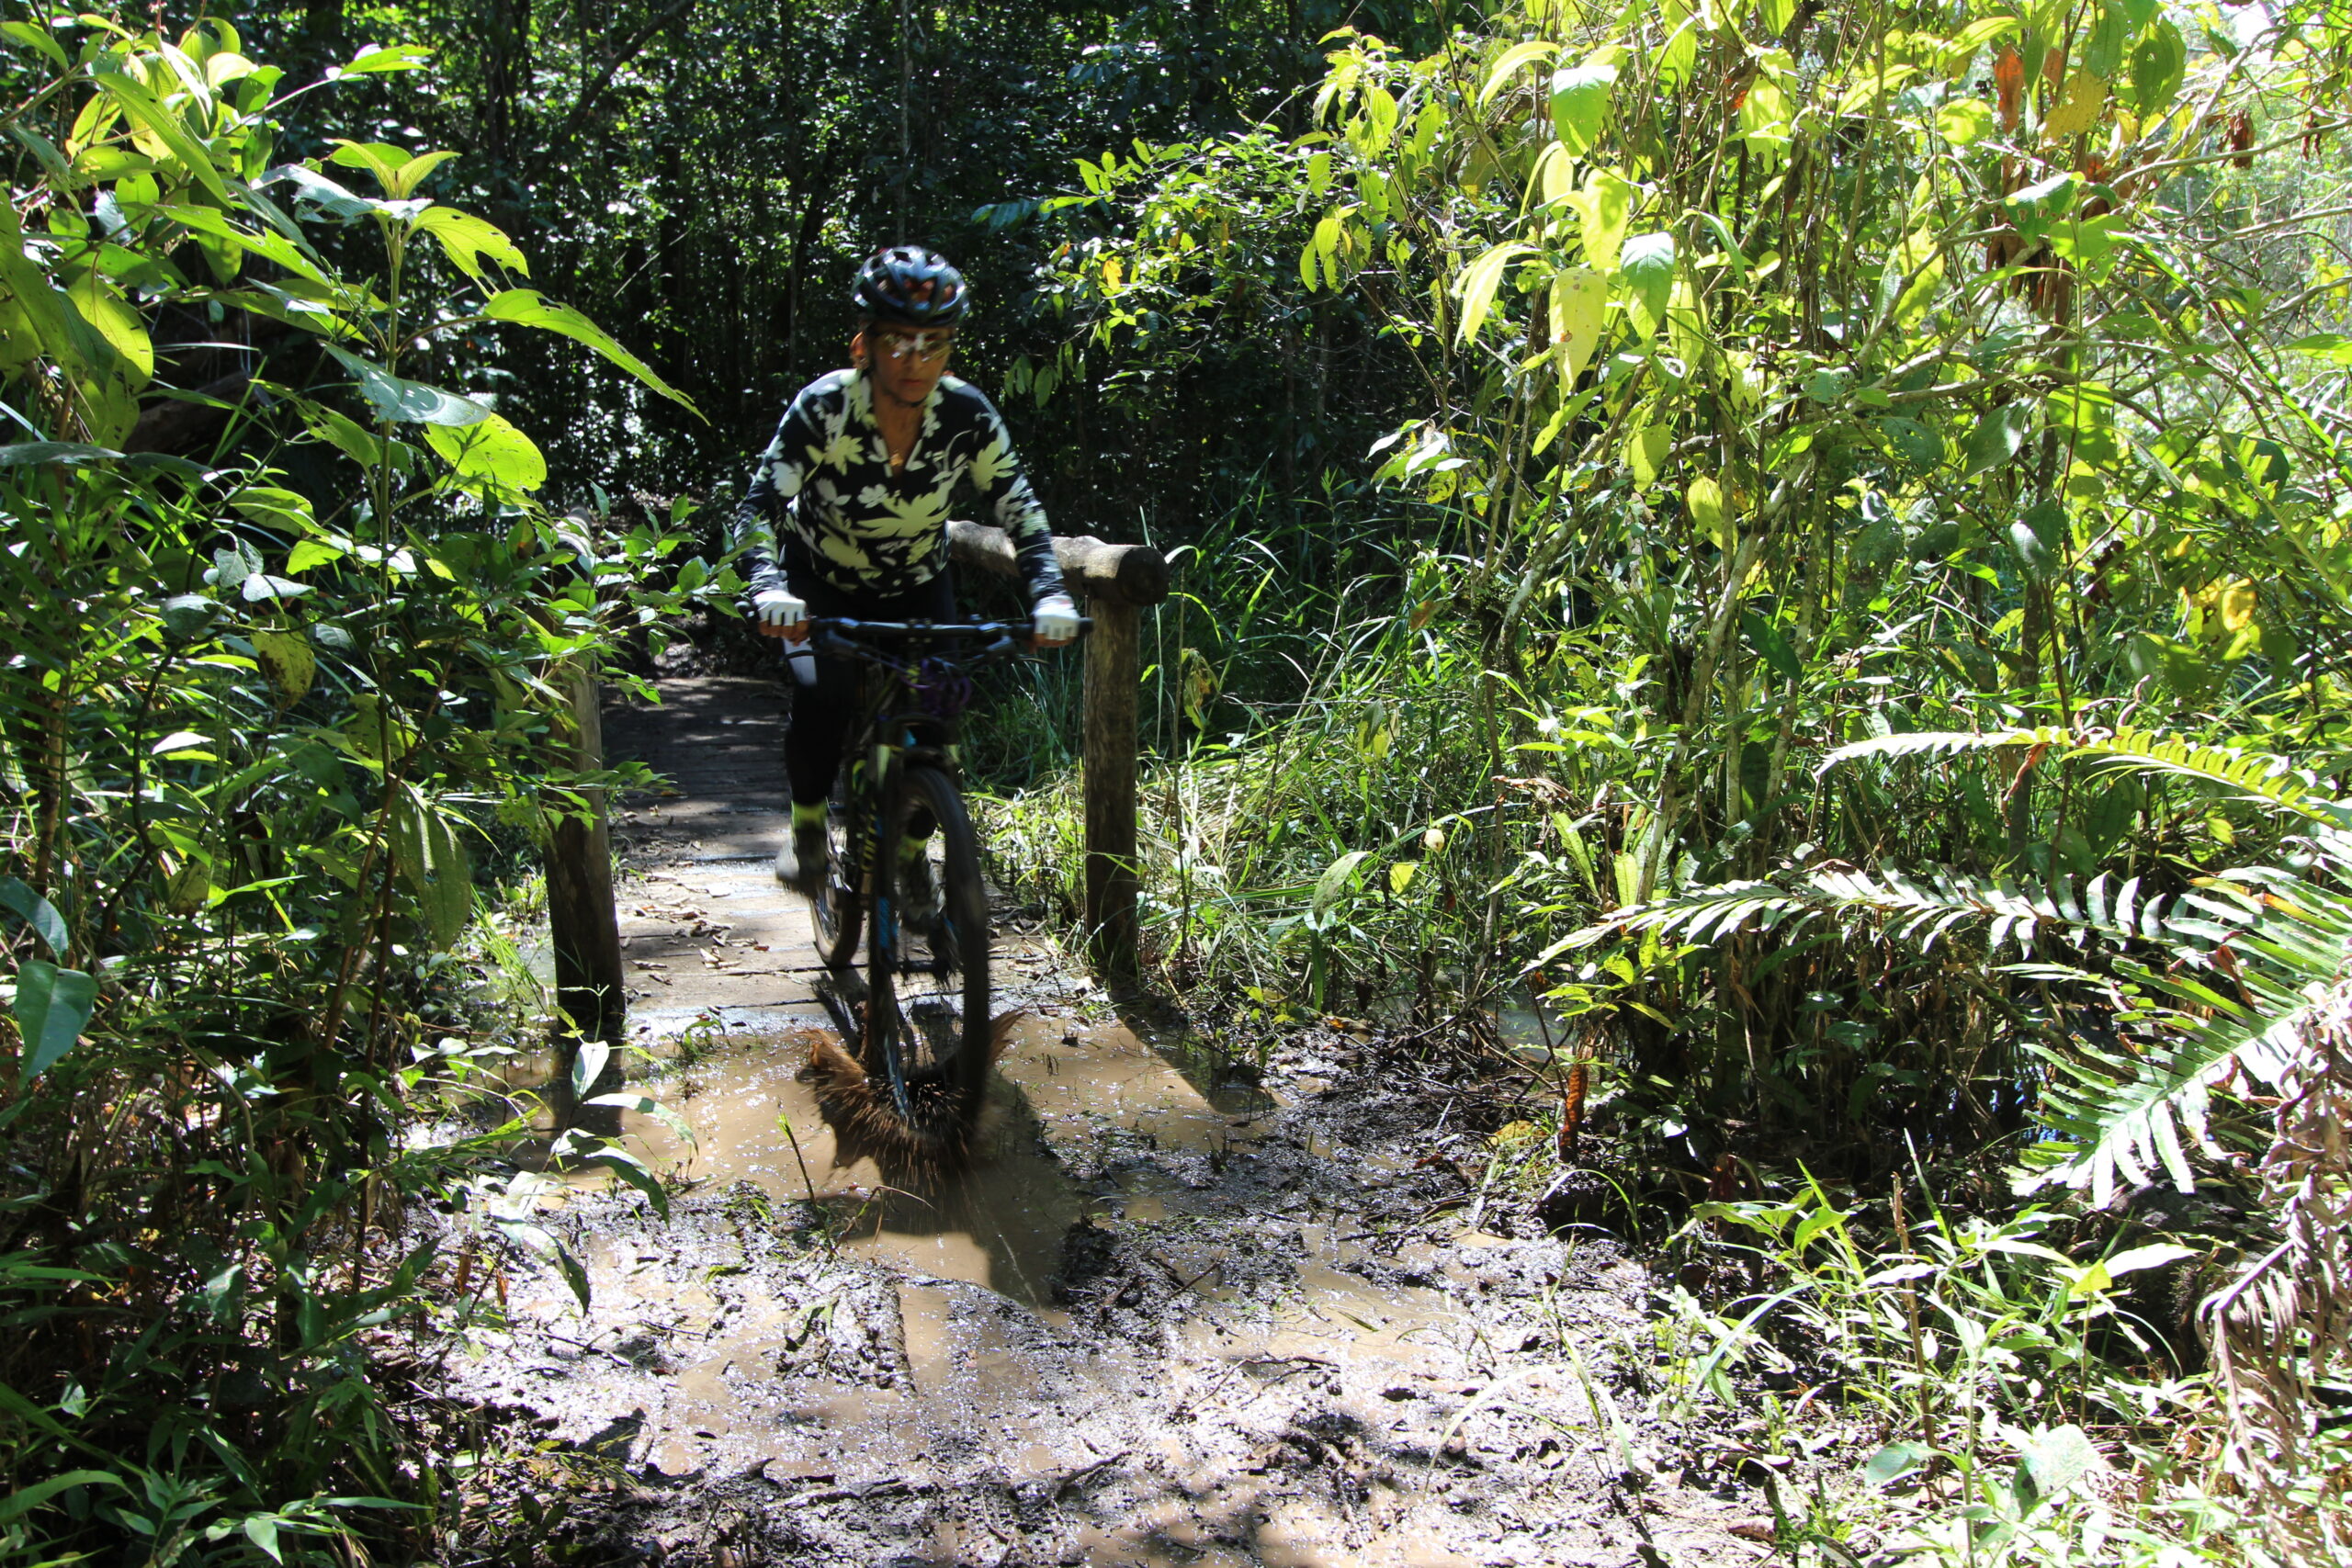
{"left": 1817, "top": 726, "right": 2067, "bottom": 775}
{"left": 2029, "top": 1005, "right": 2313, "bottom": 1205}
{"left": 1823, "top": 723, "right": 2352, "bottom": 828}
{"left": 2072, "top": 728, "right": 2352, "bottom": 828}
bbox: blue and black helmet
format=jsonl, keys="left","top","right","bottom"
{"left": 853, "top": 246, "right": 969, "bottom": 328}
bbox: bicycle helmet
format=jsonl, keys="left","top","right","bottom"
{"left": 853, "top": 246, "right": 970, "bottom": 328}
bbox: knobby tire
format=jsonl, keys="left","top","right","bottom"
{"left": 866, "top": 762, "right": 990, "bottom": 1145}
{"left": 809, "top": 767, "right": 861, "bottom": 969}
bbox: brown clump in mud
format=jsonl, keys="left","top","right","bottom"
{"left": 797, "top": 1014, "right": 1025, "bottom": 1173}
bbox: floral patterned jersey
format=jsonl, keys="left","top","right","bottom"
{"left": 731, "top": 368, "right": 1067, "bottom": 606}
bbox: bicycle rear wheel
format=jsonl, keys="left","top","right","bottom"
{"left": 808, "top": 768, "right": 862, "bottom": 969}
{"left": 866, "top": 763, "right": 990, "bottom": 1143}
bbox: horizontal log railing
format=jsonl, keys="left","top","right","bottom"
{"left": 948, "top": 521, "right": 1170, "bottom": 979}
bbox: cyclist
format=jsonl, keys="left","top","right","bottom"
{"left": 732, "top": 245, "right": 1080, "bottom": 893}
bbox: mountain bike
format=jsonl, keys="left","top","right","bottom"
{"left": 795, "top": 616, "right": 1084, "bottom": 1146}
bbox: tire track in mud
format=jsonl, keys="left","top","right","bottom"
{"left": 434, "top": 673, "right": 1764, "bottom": 1566}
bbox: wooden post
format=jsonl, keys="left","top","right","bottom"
{"left": 547, "top": 660, "right": 626, "bottom": 1133}
{"left": 946, "top": 522, "right": 1170, "bottom": 981}
{"left": 1083, "top": 598, "right": 1142, "bottom": 976}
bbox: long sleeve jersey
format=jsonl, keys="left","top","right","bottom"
{"left": 730, "top": 367, "right": 1068, "bottom": 607}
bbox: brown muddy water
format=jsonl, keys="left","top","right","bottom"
{"left": 423, "top": 675, "right": 1769, "bottom": 1565}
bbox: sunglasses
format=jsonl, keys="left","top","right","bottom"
{"left": 876, "top": 329, "right": 955, "bottom": 363}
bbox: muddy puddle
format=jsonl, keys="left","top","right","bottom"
{"left": 428, "top": 678, "right": 1768, "bottom": 1563}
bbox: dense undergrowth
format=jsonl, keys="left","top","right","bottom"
{"left": 0, "top": 17, "right": 718, "bottom": 1562}
{"left": 971, "top": 0, "right": 2352, "bottom": 1561}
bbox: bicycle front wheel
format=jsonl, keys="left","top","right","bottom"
{"left": 866, "top": 763, "right": 991, "bottom": 1143}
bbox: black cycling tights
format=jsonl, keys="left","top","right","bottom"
{"left": 782, "top": 562, "right": 957, "bottom": 823}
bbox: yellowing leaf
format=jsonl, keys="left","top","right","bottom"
{"left": 1390, "top": 861, "right": 1419, "bottom": 894}
{"left": 252, "top": 629, "right": 316, "bottom": 704}
{"left": 1688, "top": 475, "right": 1730, "bottom": 548}
{"left": 2218, "top": 579, "right": 2256, "bottom": 633}
{"left": 1551, "top": 266, "right": 1607, "bottom": 390}
{"left": 2044, "top": 71, "right": 2108, "bottom": 141}
{"left": 1453, "top": 241, "right": 1534, "bottom": 347}
{"left": 1102, "top": 254, "right": 1124, "bottom": 291}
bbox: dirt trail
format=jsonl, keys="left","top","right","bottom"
{"left": 435, "top": 673, "right": 1765, "bottom": 1567}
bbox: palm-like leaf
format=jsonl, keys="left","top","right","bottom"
{"left": 1557, "top": 727, "right": 2352, "bottom": 1206}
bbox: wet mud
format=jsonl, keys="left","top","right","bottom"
{"left": 424, "top": 675, "right": 1770, "bottom": 1565}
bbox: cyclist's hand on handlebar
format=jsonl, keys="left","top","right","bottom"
{"left": 1031, "top": 592, "right": 1080, "bottom": 649}
{"left": 753, "top": 588, "right": 809, "bottom": 639}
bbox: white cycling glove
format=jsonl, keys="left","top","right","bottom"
{"left": 1032, "top": 592, "right": 1080, "bottom": 647}
{"left": 752, "top": 588, "right": 808, "bottom": 637}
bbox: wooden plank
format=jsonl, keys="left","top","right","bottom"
{"left": 547, "top": 661, "right": 626, "bottom": 1134}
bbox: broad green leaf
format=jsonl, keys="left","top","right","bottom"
{"left": 2004, "top": 173, "right": 2079, "bottom": 228}
{"left": 1882, "top": 228, "right": 1944, "bottom": 328}
{"left": 243, "top": 1517, "right": 283, "bottom": 1563}
{"left": 14, "top": 959, "right": 97, "bottom": 1079}
{"left": 1740, "top": 611, "right": 1803, "bottom": 682}
{"left": 325, "top": 141, "right": 409, "bottom": 193}
{"left": 425, "top": 411, "right": 547, "bottom": 492}
{"left": 0, "top": 21, "right": 70, "bottom": 71}
{"left": 1962, "top": 402, "right": 2036, "bottom": 478}
{"left": 1478, "top": 39, "right": 1560, "bottom": 109}
{"left": 285, "top": 539, "right": 345, "bottom": 573}
{"left": 2102, "top": 1242, "right": 2195, "bottom": 1276}
{"left": 0, "top": 1471, "right": 125, "bottom": 1523}
{"left": 391, "top": 794, "right": 473, "bottom": 949}
{"left": 1549, "top": 63, "right": 1618, "bottom": 155}
{"left": 1551, "top": 267, "right": 1607, "bottom": 389}
{"left": 306, "top": 406, "right": 415, "bottom": 470}
{"left": 1864, "top": 1440, "right": 1929, "bottom": 1486}
{"left": 2019, "top": 1424, "right": 2101, "bottom": 1505}
{"left": 1626, "top": 424, "right": 1670, "bottom": 487}
{"left": 269, "top": 164, "right": 391, "bottom": 223}
{"left": 63, "top": 275, "right": 151, "bottom": 388}
{"left": 587, "top": 1147, "right": 671, "bottom": 1218}
{"left": 571, "top": 1037, "right": 611, "bottom": 1100}
{"left": 1563, "top": 169, "right": 1633, "bottom": 273}
{"left": 2127, "top": 21, "right": 2187, "bottom": 116}
{"left": 230, "top": 488, "right": 317, "bottom": 530}
{"left": 1936, "top": 98, "right": 1993, "bottom": 146}
{"left": 1687, "top": 475, "right": 1730, "bottom": 550}
{"left": 252, "top": 630, "right": 315, "bottom": 703}
{"left": 481, "top": 290, "right": 698, "bottom": 414}
{"left": 1618, "top": 231, "right": 1675, "bottom": 341}
{"left": 0, "top": 442, "right": 121, "bottom": 467}
{"left": 0, "top": 878, "right": 68, "bottom": 955}
{"left": 323, "top": 344, "right": 492, "bottom": 426}
{"left": 411, "top": 209, "right": 514, "bottom": 279}
{"left": 2286, "top": 333, "right": 2352, "bottom": 366}
{"left": 1940, "top": 17, "right": 2018, "bottom": 70}
{"left": 1313, "top": 850, "right": 1372, "bottom": 913}
{"left": 1453, "top": 242, "right": 1533, "bottom": 347}
{"left": 333, "top": 44, "right": 434, "bottom": 76}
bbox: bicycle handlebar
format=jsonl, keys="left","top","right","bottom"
{"left": 802, "top": 615, "right": 1091, "bottom": 669}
